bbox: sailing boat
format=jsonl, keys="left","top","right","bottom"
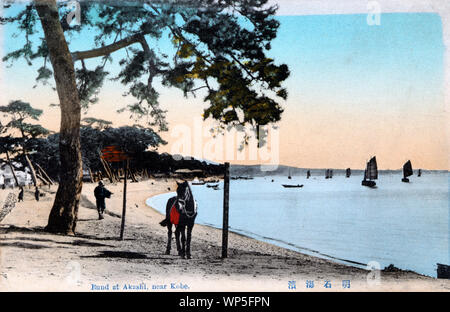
{"left": 306, "top": 170, "right": 311, "bottom": 179}
{"left": 325, "top": 169, "right": 330, "bottom": 179}
{"left": 402, "top": 160, "right": 413, "bottom": 183}
{"left": 346, "top": 168, "right": 351, "bottom": 178}
{"left": 418, "top": 169, "right": 422, "bottom": 177}
{"left": 288, "top": 168, "right": 292, "bottom": 179}
{"left": 329, "top": 169, "right": 333, "bottom": 178}
{"left": 362, "top": 156, "right": 378, "bottom": 187}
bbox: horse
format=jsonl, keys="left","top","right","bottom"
{"left": 159, "top": 181, "right": 197, "bottom": 259}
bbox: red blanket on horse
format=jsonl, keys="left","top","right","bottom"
{"left": 170, "top": 203, "right": 180, "bottom": 225}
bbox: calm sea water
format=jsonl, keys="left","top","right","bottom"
{"left": 146, "top": 172, "right": 449, "bottom": 277}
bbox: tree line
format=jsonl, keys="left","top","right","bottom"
{"left": 1, "top": 100, "right": 223, "bottom": 186}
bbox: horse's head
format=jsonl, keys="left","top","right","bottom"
{"left": 176, "top": 180, "right": 196, "bottom": 218}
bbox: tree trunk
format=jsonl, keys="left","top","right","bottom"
{"left": 88, "top": 168, "right": 94, "bottom": 183}
{"left": 34, "top": 162, "right": 54, "bottom": 185}
{"left": 36, "top": 0, "right": 82, "bottom": 235}
{"left": 24, "top": 153, "right": 38, "bottom": 187}
{"left": 5, "top": 151, "right": 20, "bottom": 187}
{"left": 100, "top": 157, "right": 114, "bottom": 183}
{"left": 36, "top": 173, "right": 50, "bottom": 185}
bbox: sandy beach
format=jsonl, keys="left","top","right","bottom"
{"left": 0, "top": 179, "right": 449, "bottom": 292}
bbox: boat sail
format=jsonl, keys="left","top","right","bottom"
{"left": 346, "top": 168, "right": 351, "bottom": 178}
{"left": 329, "top": 169, "right": 333, "bottom": 178}
{"left": 418, "top": 169, "right": 422, "bottom": 177}
{"left": 402, "top": 160, "right": 413, "bottom": 183}
{"left": 306, "top": 170, "right": 311, "bottom": 179}
{"left": 288, "top": 168, "right": 292, "bottom": 179}
{"left": 325, "top": 169, "right": 330, "bottom": 179}
{"left": 362, "top": 156, "right": 378, "bottom": 187}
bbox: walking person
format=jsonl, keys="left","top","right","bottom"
{"left": 18, "top": 187, "right": 24, "bottom": 202}
{"left": 34, "top": 186, "right": 40, "bottom": 201}
{"left": 94, "top": 181, "right": 112, "bottom": 220}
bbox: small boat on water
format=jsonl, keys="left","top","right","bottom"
{"left": 306, "top": 170, "right": 311, "bottom": 179}
{"left": 329, "top": 169, "right": 333, "bottom": 178}
{"left": 362, "top": 156, "right": 378, "bottom": 187}
{"left": 346, "top": 168, "right": 351, "bottom": 178}
{"left": 402, "top": 160, "right": 413, "bottom": 183}
{"left": 233, "top": 176, "right": 253, "bottom": 180}
{"left": 418, "top": 169, "right": 422, "bottom": 177}
{"left": 282, "top": 184, "right": 303, "bottom": 188}
{"left": 325, "top": 169, "right": 330, "bottom": 179}
{"left": 206, "top": 183, "right": 219, "bottom": 188}
{"left": 288, "top": 168, "right": 292, "bottom": 179}
{"left": 191, "top": 178, "right": 206, "bottom": 185}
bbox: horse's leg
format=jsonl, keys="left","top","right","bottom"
{"left": 165, "top": 223, "right": 172, "bottom": 255}
{"left": 164, "top": 197, "right": 175, "bottom": 255}
{"left": 186, "top": 223, "right": 194, "bottom": 259}
{"left": 180, "top": 225, "right": 186, "bottom": 259}
{"left": 175, "top": 225, "right": 182, "bottom": 255}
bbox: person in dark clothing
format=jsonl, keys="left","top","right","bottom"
{"left": 94, "top": 181, "right": 112, "bottom": 220}
{"left": 18, "top": 187, "right": 24, "bottom": 202}
{"left": 34, "top": 187, "right": 40, "bottom": 201}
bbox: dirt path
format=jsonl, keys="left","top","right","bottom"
{"left": 0, "top": 180, "right": 449, "bottom": 292}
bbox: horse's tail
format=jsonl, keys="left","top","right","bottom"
{"left": 161, "top": 196, "right": 176, "bottom": 227}
{"left": 159, "top": 218, "right": 169, "bottom": 227}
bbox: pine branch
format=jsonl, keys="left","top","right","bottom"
{"left": 71, "top": 33, "right": 148, "bottom": 62}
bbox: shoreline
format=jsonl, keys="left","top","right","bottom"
{"left": 144, "top": 189, "right": 433, "bottom": 279}
{"left": 0, "top": 179, "right": 449, "bottom": 291}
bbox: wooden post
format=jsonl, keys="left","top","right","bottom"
{"left": 222, "top": 162, "right": 230, "bottom": 258}
{"left": 120, "top": 159, "right": 128, "bottom": 240}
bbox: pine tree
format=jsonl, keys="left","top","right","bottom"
{"left": 1, "top": 0, "right": 289, "bottom": 234}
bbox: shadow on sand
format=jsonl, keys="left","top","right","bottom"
{"left": 0, "top": 242, "right": 52, "bottom": 249}
{"left": 0, "top": 225, "right": 46, "bottom": 235}
{"left": 0, "top": 226, "right": 117, "bottom": 248}
{"left": 80, "top": 250, "right": 179, "bottom": 261}
{"left": 0, "top": 236, "right": 115, "bottom": 248}
{"left": 81, "top": 250, "right": 149, "bottom": 259}
{"left": 80, "top": 195, "right": 121, "bottom": 218}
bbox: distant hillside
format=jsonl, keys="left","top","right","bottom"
{"left": 229, "top": 165, "right": 362, "bottom": 177}
{"left": 129, "top": 152, "right": 224, "bottom": 176}
{"left": 230, "top": 165, "right": 446, "bottom": 177}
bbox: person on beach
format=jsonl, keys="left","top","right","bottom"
{"left": 94, "top": 181, "right": 112, "bottom": 220}
{"left": 34, "top": 187, "right": 40, "bottom": 201}
{"left": 18, "top": 187, "right": 24, "bottom": 202}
